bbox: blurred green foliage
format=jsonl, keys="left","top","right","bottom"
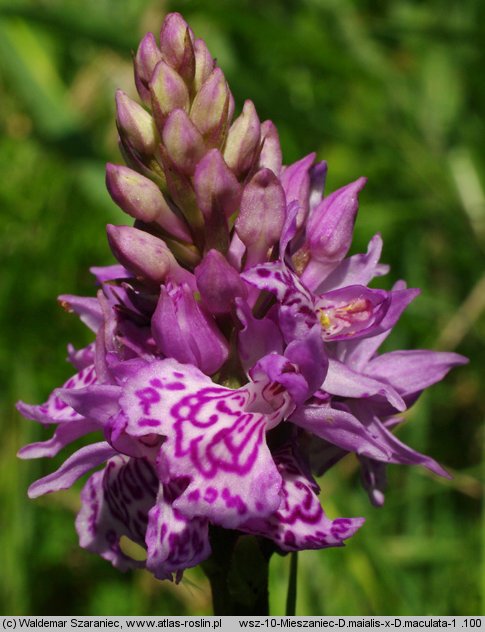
{"left": 0, "top": 0, "right": 483, "bottom": 616}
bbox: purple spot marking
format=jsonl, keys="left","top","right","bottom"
{"left": 83, "top": 367, "right": 96, "bottom": 384}
{"left": 54, "top": 398, "right": 68, "bottom": 411}
{"left": 216, "top": 400, "right": 234, "bottom": 414}
{"left": 299, "top": 305, "right": 315, "bottom": 318}
{"left": 221, "top": 487, "right": 247, "bottom": 514}
{"left": 136, "top": 387, "right": 160, "bottom": 414}
{"left": 170, "top": 387, "right": 266, "bottom": 479}
{"left": 166, "top": 382, "right": 186, "bottom": 391}
{"left": 187, "top": 490, "right": 200, "bottom": 502}
{"left": 138, "top": 417, "right": 161, "bottom": 428}
{"left": 204, "top": 487, "right": 218, "bottom": 503}
{"left": 257, "top": 268, "right": 271, "bottom": 278}
{"left": 331, "top": 518, "right": 351, "bottom": 537}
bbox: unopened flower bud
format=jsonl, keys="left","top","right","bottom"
{"left": 115, "top": 90, "right": 158, "bottom": 156}
{"left": 150, "top": 60, "right": 190, "bottom": 131}
{"left": 162, "top": 109, "right": 206, "bottom": 175}
{"left": 106, "top": 224, "right": 193, "bottom": 286}
{"left": 105, "top": 164, "right": 191, "bottom": 242}
{"left": 152, "top": 283, "right": 229, "bottom": 375}
{"left": 134, "top": 32, "right": 163, "bottom": 103}
{"left": 193, "top": 149, "right": 241, "bottom": 220}
{"left": 258, "top": 120, "right": 282, "bottom": 176}
{"left": 193, "top": 149, "right": 240, "bottom": 251}
{"left": 157, "top": 144, "right": 204, "bottom": 233}
{"left": 236, "top": 168, "right": 286, "bottom": 266}
{"left": 281, "top": 153, "right": 316, "bottom": 229}
{"left": 193, "top": 38, "right": 215, "bottom": 93}
{"left": 190, "top": 68, "right": 233, "bottom": 148}
{"left": 159, "top": 13, "right": 195, "bottom": 84}
{"left": 307, "top": 177, "right": 367, "bottom": 264}
{"left": 301, "top": 177, "right": 367, "bottom": 288}
{"left": 118, "top": 138, "right": 165, "bottom": 187}
{"left": 223, "top": 100, "right": 261, "bottom": 178}
{"left": 195, "top": 250, "right": 247, "bottom": 314}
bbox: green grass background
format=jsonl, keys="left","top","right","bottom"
{"left": 0, "top": 0, "right": 483, "bottom": 616}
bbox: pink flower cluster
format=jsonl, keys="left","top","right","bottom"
{"left": 18, "top": 13, "right": 466, "bottom": 581}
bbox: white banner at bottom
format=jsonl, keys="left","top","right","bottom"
{"left": 0, "top": 617, "right": 483, "bottom": 632}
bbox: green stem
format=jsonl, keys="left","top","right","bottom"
{"left": 285, "top": 552, "right": 298, "bottom": 616}
{"left": 202, "top": 528, "right": 273, "bottom": 615}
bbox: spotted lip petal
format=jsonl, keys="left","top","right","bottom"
{"left": 146, "top": 481, "right": 211, "bottom": 581}
{"left": 241, "top": 445, "right": 364, "bottom": 551}
{"left": 76, "top": 456, "right": 159, "bottom": 572}
{"left": 120, "top": 359, "right": 283, "bottom": 529}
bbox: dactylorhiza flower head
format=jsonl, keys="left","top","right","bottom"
{"left": 18, "top": 12, "right": 467, "bottom": 583}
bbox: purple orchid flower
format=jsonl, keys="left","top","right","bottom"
{"left": 18, "top": 11, "right": 467, "bottom": 599}
{"left": 243, "top": 259, "right": 417, "bottom": 345}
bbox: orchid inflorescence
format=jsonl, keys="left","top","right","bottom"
{"left": 18, "top": 12, "right": 466, "bottom": 588}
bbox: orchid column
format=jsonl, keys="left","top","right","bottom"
{"left": 18, "top": 12, "right": 467, "bottom": 616}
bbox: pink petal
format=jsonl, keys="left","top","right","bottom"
{"left": 28, "top": 442, "right": 116, "bottom": 498}
{"left": 120, "top": 359, "right": 283, "bottom": 528}
{"left": 146, "top": 482, "right": 210, "bottom": 581}
{"left": 17, "top": 364, "right": 97, "bottom": 425}
{"left": 241, "top": 445, "right": 364, "bottom": 551}
{"left": 76, "top": 456, "right": 158, "bottom": 572}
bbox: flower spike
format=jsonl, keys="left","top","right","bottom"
{"left": 18, "top": 11, "right": 467, "bottom": 589}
